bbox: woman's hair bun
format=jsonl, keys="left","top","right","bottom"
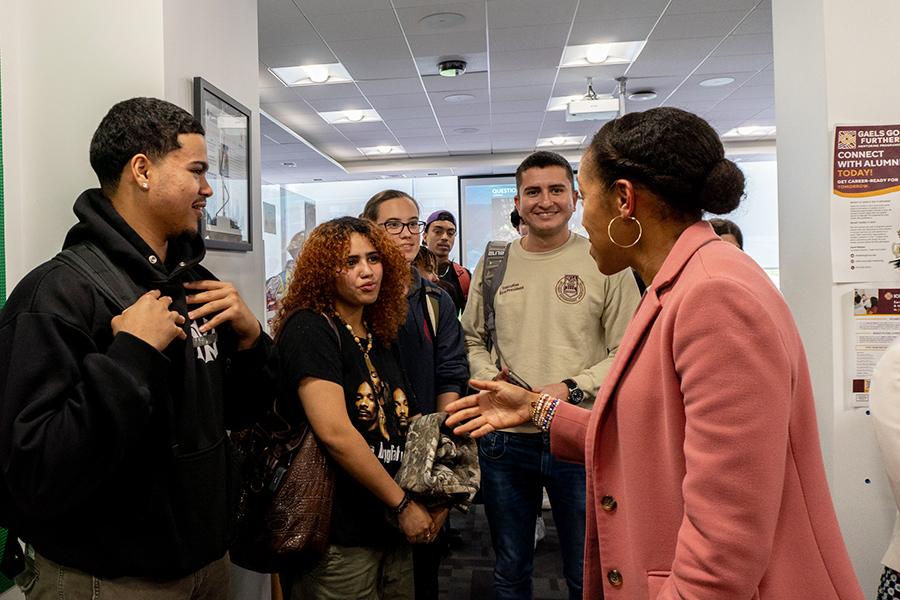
{"left": 698, "top": 158, "right": 745, "bottom": 215}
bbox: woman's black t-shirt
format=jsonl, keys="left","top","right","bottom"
{"left": 276, "top": 309, "right": 415, "bottom": 547}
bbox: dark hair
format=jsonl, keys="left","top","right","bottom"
{"left": 510, "top": 208, "right": 521, "bottom": 229}
{"left": 361, "top": 190, "right": 420, "bottom": 222}
{"left": 515, "top": 150, "right": 575, "bottom": 191}
{"left": 585, "top": 107, "right": 744, "bottom": 219}
{"left": 413, "top": 245, "right": 438, "bottom": 274}
{"left": 89, "top": 97, "right": 205, "bottom": 193}
{"left": 707, "top": 217, "right": 744, "bottom": 249}
{"left": 275, "top": 217, "right": 409, "bottom": 343}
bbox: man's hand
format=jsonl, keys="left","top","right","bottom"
{"left": 185, "top": 280, "right": 261, "bottom": 349}
{"left": 536, "top": 382, "right": 569, "bottom": 402}
{"left": 111, "top": 290, "right": 187, "bottom": 351}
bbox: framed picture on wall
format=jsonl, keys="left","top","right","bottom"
{"left": 193, "top": 76, "right": 252, "bottom": 251}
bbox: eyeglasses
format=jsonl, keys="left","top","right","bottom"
{"left": 380, "top": 220, "right": 426, "bottom": 235}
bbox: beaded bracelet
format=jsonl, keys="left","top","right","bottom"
{"left": 391, "top": 491, "right": 411, "bottom": 516}
{"left": 531, "top": 393, "right": 561, "bottom": 432}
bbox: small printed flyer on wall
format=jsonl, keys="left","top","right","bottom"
{"left": 831, "top": 124, "right": 900, "bottom": 283}
{"left": 848, "top": 288, "right": 900, "bottom": 407}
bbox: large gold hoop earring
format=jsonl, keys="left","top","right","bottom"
{"left": 607, "top": 216, "right": 642, "bottom": 248}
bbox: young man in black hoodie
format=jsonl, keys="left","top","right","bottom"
{"left": 0, "top": 97, "right": 275, "bottom": 598}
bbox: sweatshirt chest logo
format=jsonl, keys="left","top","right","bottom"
{"left": 191, "top": 317, "right": 219, "bottom": 363}
{"left": 556, "top": 275, "right": 585, "bottom": 304}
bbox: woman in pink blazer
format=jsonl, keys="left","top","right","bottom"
{"left": 447, "top": 108, "right": 863, "bottom": 599}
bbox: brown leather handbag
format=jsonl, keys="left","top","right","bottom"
{"left": 229, "top": 410, "right": 334, "bottom": 573}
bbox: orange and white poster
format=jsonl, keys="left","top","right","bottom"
{"left": 831, "top": 125, "right": 900, "bottom": 282}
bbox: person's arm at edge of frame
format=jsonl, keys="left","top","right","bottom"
{"left": 460, "top": 256, "right": 499, "bottom": 382}
{"left": 870, "top": 339, "right": 900, "bottom": 558}
{"left": 297, "top": 376, "right": 435, "bottom": 544}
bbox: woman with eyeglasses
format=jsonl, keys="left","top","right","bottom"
{"left": 362, "top": 191, "right": 470, "bottom": 600}
{"left": 274, "top": 217, "right": 435, "bottom": 599}
{"left": 446, "top": 108, "right": 863, "bottom": 599}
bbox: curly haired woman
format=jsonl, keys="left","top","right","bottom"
{"left": 274, "top": 217, "right": 435, "bottom": 599}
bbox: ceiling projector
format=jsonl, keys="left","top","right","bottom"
{"left": 566, "top": 97, "right": 620, "bottom": 122}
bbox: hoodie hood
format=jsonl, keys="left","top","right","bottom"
{"left": 63, "top": 188, "right": 206, "bottom": 286}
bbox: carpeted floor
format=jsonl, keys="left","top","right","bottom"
{"left": 438, "top": 505, "right": 571, "bottom": 600}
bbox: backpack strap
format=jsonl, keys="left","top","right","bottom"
{"left": 481, "top": 240, "right": 511, "bottom": 356}
{"left": 54, "top": 241, "right": 141, "bottom": 312}
{"left": 453, "top": 262, "right": 471, "bottom": 298}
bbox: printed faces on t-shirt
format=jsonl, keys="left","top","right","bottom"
{"left": 349, "top": 361, "right": 410, "bottom": 470}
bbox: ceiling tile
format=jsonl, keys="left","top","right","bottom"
{"left": 554, "top": 64, "right": 628, "bottom": 85}
{"left": 395, "top": 1, "right": 486, "bottom": 35}
{"left": 377, "top": 105, "right": 436, "bottom": 119}
{"left": 693, "top": 53, "right": 773, "bottom": 75}
{"left": 329, "top": 36, "right": 412, "bottom": 61}
{"left": 306, "top": 96, "right": 368, "bottom": 112}
{"left": 490, "top": 98, "right": 548, "bottom": 114}
{"left": 406, "top": 30, "right": 487, "bottom": 57}
{"left": 568, "top": 17, "right": 658, "bottom": 46}
{"left": 488, "top": 0, "right": 578, "bottom": 28}
{"left": 259, "top": 43, "right": 336, "bottom": 69}
{"left": 433, "top": 102, "right": 491, "bottom": 117}
{"left": 714, "top": 33, "right": 772, "bottom": 56}
{"left": 575, "top": 0, "right": 669, "bottom": 21}
{"left": 492, "top": 111, "right": 545, "bottom": 125}
{"left": 437, "top": 115, "right": 493, "bottom": 128}
{"left": 626, "top": 37, "right": 722, "bottom": 78}
{"left": 294, "top": 82, "right": 365, "bottom": 101}
{"left": 259, "top": 62, "right": 287, "bottom": 88}
{"left": 297, "top": 0, "right": 392, "bottom": 17}
{"left": 356, "top": 77, "right": 424, "bottom": 97}
{"left": 489, "top": 24, "right": 570, "bottom": 53}
{"left": 490, "top": 48, "right": 564, "bottom": 71}
{"left": 341, "top": 56, "right": 420, "bottom": 80}
{"left": 423, "top": 72, "right": 489, "bottom": 93}
{"left": 666, "top": 0, "right": 760, "bottom": 14}
{"left": 733, "top": 7, "right": 772, "bottom": 35}
{"left": 307, "top": 9, "right": 401, "bottom": 41}
{"left": 368, "top": 92, "right": 432, "bottom": 109}
{"left": 491, "top": 84, "right": 554, "bottom": 102}
{"left": 491, "top": 68, "right": 558, "bottom": 88}
{"left": 386, "top": 117, "right": 441, "bottom": 131}
{"left": 651, "top": 10, "right": 750, "bottom": 40}
{"left": 260, "top": 86, "right": 304, "bottom": 104}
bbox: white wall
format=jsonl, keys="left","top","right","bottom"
{"left": 774, "top": 0, "right": 900, "bottom": 593}
{"left": 163, "top": 0, "right": 266, "bottom": 320}
{"left": 1, "top": 0, "right": 165, "bottom": 287}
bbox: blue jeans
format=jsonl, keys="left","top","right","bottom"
{"left": 478, "top": 431, "right": 585, "bottom": 600}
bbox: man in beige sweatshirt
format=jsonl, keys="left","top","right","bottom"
{"left": 461, "top": 150, "right": 641, "bottom": 600}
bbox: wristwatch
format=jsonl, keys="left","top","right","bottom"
{"left": 562, "top": 378, "right": 584, "bottom": 405}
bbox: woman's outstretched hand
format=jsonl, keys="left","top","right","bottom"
{"left": 444, "top": 379, "right": 537, "bottom": 438}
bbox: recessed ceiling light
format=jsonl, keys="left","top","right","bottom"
{"left": 444, "top": 93, "right": 475, "bottom": 103}
{"left": 561, "top": 41, "right": 646, "bottom": 68}
{"left": 585, "top": 44, "right": 610, "bottom": 64}
{"left": 358, "top": 145, "right": 406, "bottom": 156}
{"left": 419, "top": 12, "right": 466, "bottom": 29}
{"left": 312, "top": 178, "right": 324, "bottom": 181}
{"left": 537, "top": 136, "right": 585, "bottom": 147}
{"left": 282, "top": 161, "right": 296, "bottom": 167}
{"left": 438, "top": 59, "right": 467, "bottom": 77}
{"left": 699, "top": 76, "right": 735, "bottom": 87}
{"left": 317, "top": 109, "right": 382, "bottom": 124}
{"left": 454, "top": 127, "right": 479, "bottom": 134}
{"left": 723, "top": 125, "right": 776, "bottom": 138}
{"left": 304, "top": 65, "right": 330, "bottom": 83}
{"left": 628, "top": 90, "right": 657, "bottom": 101}
{"left": 378, "top": 175, "right": 391, "bottom": 179}
{"left": 268, "top": 63, "right": 353, "bottom": 87}
{"left": 427, "top": 172, "right": 439, "bottom": 176}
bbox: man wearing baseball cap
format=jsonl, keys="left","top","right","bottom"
{"left": 423, "top": 210, "right": 470, "bottom": 313}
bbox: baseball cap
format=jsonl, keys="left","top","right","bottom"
{"left": 425, "top": 210, "right": 457, "bottom": 228}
